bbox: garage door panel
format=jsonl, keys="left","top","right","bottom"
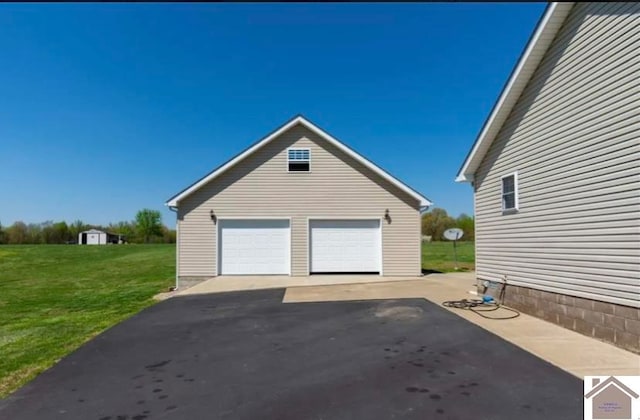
{"left": 310, "top": 220, "right": 381, "bottom": 273}
{"left": 219, "top": 220, "right": 290, "bottom": 275}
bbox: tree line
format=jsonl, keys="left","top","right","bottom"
{"left": 421, "top": 208, "right": 474, "bottom": 241}
{"left": 0, "top": 209, "right": 175, "bottom": 245}
{"left": 1, "top": 207, "right": 473, "bottom": 244}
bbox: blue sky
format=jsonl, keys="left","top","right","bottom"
{"left": 0, "top": 3, "right": 546, "bottom": 226}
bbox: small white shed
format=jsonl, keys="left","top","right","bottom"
{"left": 78, "top": 229, "right": 120, "bottom": 245}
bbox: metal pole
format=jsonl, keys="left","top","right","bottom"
{"left": 453, "top": 238, "right": 458, "bottom": 270}
{"left": 453, "top": 232, "right": 460, "bottom": 270}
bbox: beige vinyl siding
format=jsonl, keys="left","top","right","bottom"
{"left": 177, "top": 124, "right": 421, "bottom": 277}
{"left": 473, "top": 2, "right": 640, "bottom": 308}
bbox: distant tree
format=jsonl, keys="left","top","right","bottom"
{"left": 135, "top": 209, "right": 163, "bottom": 243}
{"left": 69, "top": 220, "right": 87, "bottom": 242}
{"left": 7, "top": 221, "right": 28, "bottom": 244}
{"left": 161, "top": 225, "right": 177, "bottom": 244}
{"left": 26, "top": 223, "right": 44, "bottom": 244}
{"left": 1, "top": 216, "right": 174, "bottom": 245}
{"left": 108, "top": 221, "right": 136, "bottom": 243}
{"left": 421, "top": 208, "right": 456, "bottom": 241}
{"left": 40, "top": 221, "right": 55, "bottom": 244}
{"left": 456, "top": 213, "right": 475, "bottom": 242}
{"left": 49, "top": 221, "right": 71, "bottom": 243}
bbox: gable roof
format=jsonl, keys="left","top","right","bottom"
{"left": 81, "top": 229, "right": 118, "bottom": 235}
{"left": 166, "top": 115, "right": 432, "bottom": 207}
{"left": 81, "top": 229, "right": 106, "bottom": 234}
{"left": 585, "top": 376, "right": 639, "bottom": 399}
{"left": 456, "top": 2, "right": 574, "bottom": 183}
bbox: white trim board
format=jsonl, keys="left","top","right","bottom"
{"left": 456, "top": 2, "right": 574, "bottom": 183}
{"left": 166, "top": 116, "right": 432, "bottom": 207}
{"left": 286, "top": 147, "right": 311, "bottom": 173}
{"left": 501, "top": 171, "right": 520, "bottom": 212}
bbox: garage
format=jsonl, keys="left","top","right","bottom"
{"left": 309, "top": 219, "right": 381, "bottom": 274}
{"left": 218, "top": 219, "right": 290, "bottom": 275}
{"left": 168, "top": 116, "right": 431, "bottom": 283}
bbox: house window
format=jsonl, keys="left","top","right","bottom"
{"left": 501, "top": 172, "right": 518, "bottom": 212}
{"left": 288, "top": 148, "right": 310, "bottom": 172}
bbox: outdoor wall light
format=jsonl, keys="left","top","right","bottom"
{"left": 384, "top": 209, "right": 391, "bottom": 223}
{"left": 210, "top": 210, "right": 217, "bottom": 224}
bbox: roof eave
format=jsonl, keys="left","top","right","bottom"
{"left": 165, "top": 116, "right": 432, "bottom": 209}
{"left": 298, "top": 118, "right": 432, "bottom": 207}
{"left": 419, "top": 198, "right": 433, "bottom": 207}
{"left": 164, "top": 115, "right": 305, "bottom": 207}
{"left": 455, "top": 2, "right": 574, "bottom": 181}
{"left": 455, "top": 173, "right": 473, "bottom": 183}
{"left": 168, "top": 196, "right": 432, "bottom": 209}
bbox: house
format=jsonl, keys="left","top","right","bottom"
{"left": 166, "top": 116, "right": 431, "bottom": 289}
{"left": 456, "top": 2, "right": 640, "bottom": 352}
{"left": 78, "top": 229, "right": 121, "bottom": 245}
{"left": 584, "top": 376, "right": 639, "bottom": 419}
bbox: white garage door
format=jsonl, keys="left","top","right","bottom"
{"left": 218, "top": 219, "right": 290, "bottom": 275}
{"left": 310, "top": 219, "right": 381, "bottom": 273}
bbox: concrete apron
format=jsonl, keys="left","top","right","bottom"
{"left": 175, "top": 272, "right": 640, "bottom": 379}
{"left": 176, "top": 274, "right": 422, "bottom": 295}
{"left": 283, "top": 273, "right": 640, "bottom": 379}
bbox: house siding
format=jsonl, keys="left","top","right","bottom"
{"left": 473, "top": 3, "right": 640, "bottom": 309}
{"left": 177, "top": 124, "right": 422, "bottom": 278}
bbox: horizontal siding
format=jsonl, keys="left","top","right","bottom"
{"left": 474, "top": 2, "right": 640, "bottom": 308}
{"left": 178, "top": 124, "right": 421, "bottom": 277}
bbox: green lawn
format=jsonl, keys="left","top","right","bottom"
{"left": 0, "top": 245, "right": 175, "bottom": 397}
{"left": 422, "top": 241, "right": 475, "bottom": 273}
{"left": 0, "top": 241, "right": 475, "bottom": 397}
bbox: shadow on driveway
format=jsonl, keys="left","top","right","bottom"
{"left": 0, "top": 289, "right": 582, "bottom": 419}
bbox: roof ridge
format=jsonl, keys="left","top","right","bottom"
{"left": 165, "top": 115, "right": 432, "bottom": 207}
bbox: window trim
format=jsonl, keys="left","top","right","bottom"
{"left": 287, "top": 147, "right": 311, "bottom": 173}
{"left": 501, "top": 171, "right": 519, "bottom": 213}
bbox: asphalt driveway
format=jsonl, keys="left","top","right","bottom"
{"left": 0, "top": 289, "right": 582, "bottom": 420}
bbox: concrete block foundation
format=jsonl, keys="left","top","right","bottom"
{"left": 502, "top": 284, "right": 639, "bottom": 354}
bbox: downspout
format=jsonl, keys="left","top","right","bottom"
{"left": 168, "top": 205, "right": 179, "bottom": 291}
